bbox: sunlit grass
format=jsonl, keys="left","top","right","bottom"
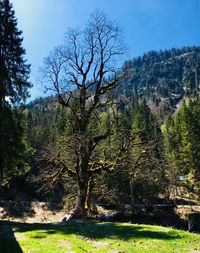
{"left": 1, "top": 221, "right": 200, "bottom": 253}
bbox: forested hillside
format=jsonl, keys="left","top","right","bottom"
{"left": 2, "top": 46, "right": 200, "bottom": 215}
{"left": 122, "top": 46, "right": 200, "bottom": 117}
{"left": 1, "top": 2, "right": 200, "bottom": 252}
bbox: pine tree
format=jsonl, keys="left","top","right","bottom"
{"left": 163, "top": 99, "right": 200, "bottom": 200}
{"left": 0, "top": 0, "right": 31, "bottom": 182}
{"left": 130, "top": 100, "right": 166, "bottom": 204}
{"left": 177, "top": 101, "right": 192, "bottom": 174}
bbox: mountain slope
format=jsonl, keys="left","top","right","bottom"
{"left": 120, "top": 45, "right": 200, "bottom": 116}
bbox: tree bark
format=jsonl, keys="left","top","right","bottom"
{"left": 42, "top": 11, "right": 125, "bottom": 220}
{"left": 67, "top": 175, "right": 89, "bottom": 220}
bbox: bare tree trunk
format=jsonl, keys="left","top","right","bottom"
{"left": 67, "top": 171, "right": 96, "bottom": 220}
{"left": 86, "top": 176, "right": 94, "bottom": 212}
{"left": 72, "top": 180, "right": 88, "bottom": 218}
{"left": 129, "top": 178, "right": 135, "bottom": 216}
{"left": 67, "top": 173, "right": 90, "bottom": 220}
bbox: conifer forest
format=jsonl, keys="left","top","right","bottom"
{"left": 0, "top": 1, "right": 200, "bottom": 252}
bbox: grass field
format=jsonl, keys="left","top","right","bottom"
{"left": 0, "top": 220, "right": 200, "bottom": 253}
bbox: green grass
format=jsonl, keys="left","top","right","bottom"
{"left": 0, "top": 221, "right": 200, "bottom": 253}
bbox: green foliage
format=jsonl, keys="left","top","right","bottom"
{"left": 6, "top": 45, "right": 200, "bottom": 206}
{"left": 0, "top": 0, "right": 32, "bottom": 185}
{"left": 25, "top": 100, "right": 58, "bottom": 150}
{"left": 1, "top": 107, "right": 34, "bottom": 186}
{"left": 1, "top": 221, "right": 200, "bottom": 253}
{"left": 0, "top": 0, "right": 31, "bottom": 103}
{"left": 130, "top": 100, "right": 167, "bottom": 204}
{"left": 163, "top": 98, "right": 200, "bottom": 199}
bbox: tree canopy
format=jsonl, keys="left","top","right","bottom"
{"left": 0, "top": 0, "right": 32, "bottom": 184}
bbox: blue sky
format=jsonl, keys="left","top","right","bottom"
{"left": 11, "top": 0, "right": 200, "bottom": 100}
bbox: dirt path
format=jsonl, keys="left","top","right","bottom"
{"left": 0, "top": 200, "right": 66, "bottom": 223}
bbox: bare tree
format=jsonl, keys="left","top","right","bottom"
{"left": 41, "top": 10, "right": 128, "bottom": 219}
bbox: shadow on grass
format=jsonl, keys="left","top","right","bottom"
{"left": 0, "top": 222, "right": 23, "bottom": 253}
{"left": 12, "top": 220, "right": 181, "bottom": 241}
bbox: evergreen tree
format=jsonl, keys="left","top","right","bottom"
{"left": 0, "top": 0, "right": 31, "bottom": 183}
{"left": 163, "top": 99, "right": 200, "bottom": 201}
{"left": 130, "top": 100, "right": 166, "bottom": 204}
